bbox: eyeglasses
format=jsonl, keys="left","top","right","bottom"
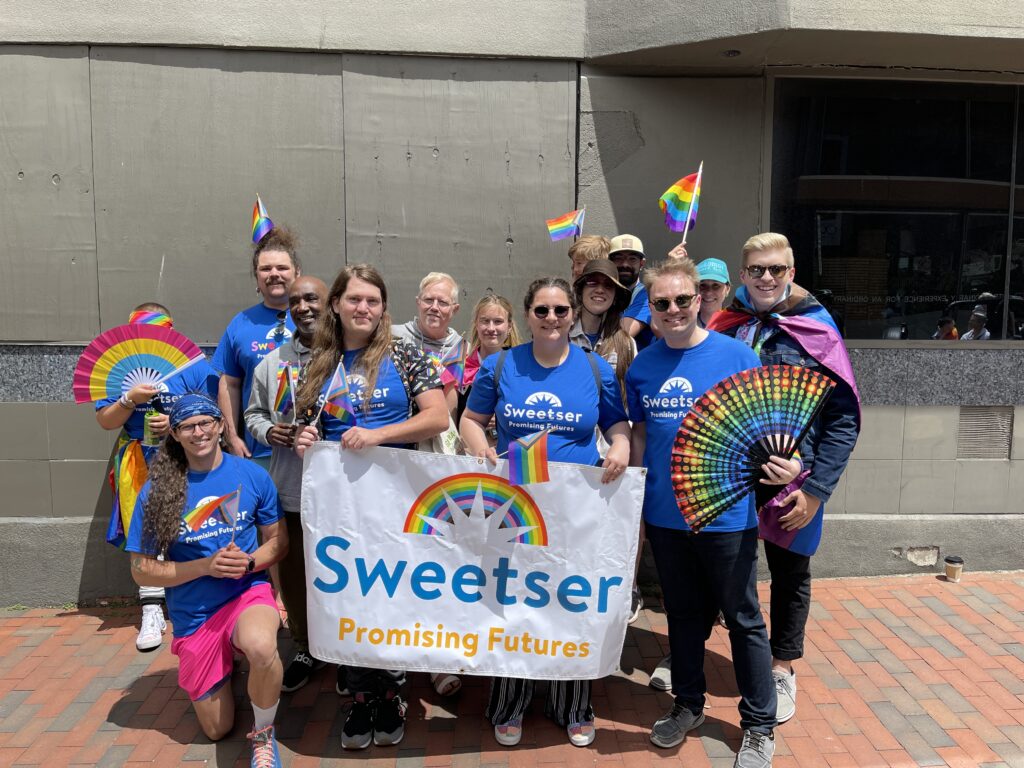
{"left": 584, "top": 278, "right": 615, "bottom": 289}
{"left": 744, "top": 264, "right": 790, "bottom": 279}
{"left": 650, "top": 294, "right": 696, "bottom": 312}
{"left": 418, "top": 297, "right": 453, "bottom": 310}
{"left": 532, "top": 305, "right": 571, "bottom": 319}
{"left": 174, "top": 418, "right": 220, "bottom": 435}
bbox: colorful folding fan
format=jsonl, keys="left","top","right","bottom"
{"left": 671, "top": 365, "right": 836, "bottom": 532}
{"left": 73, "top": 324, "right": 204, "bottom": 404}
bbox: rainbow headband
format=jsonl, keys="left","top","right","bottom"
{"left": 128, "top": 310, "right": 173, "bottom": 328}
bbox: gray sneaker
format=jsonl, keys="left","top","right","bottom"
{"left": 649, "top": 653, "right": 672, "bottom": 691}
{"left": 734, "top": 729, "right": 775, "bottom": 767}
{"left": 772, "top": 669, "right": 797, "bottom": 724}
{"left": 650, "top": 703, "right": 705, "bottom": 748}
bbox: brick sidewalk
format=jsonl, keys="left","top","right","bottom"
{"left": 0, "top": 572, "right": 1022, "bottom": 767}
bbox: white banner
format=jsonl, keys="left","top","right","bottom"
{"left": 301, "top": 444, "right": 646, "bottom": 679}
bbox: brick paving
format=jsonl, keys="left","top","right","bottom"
{"left": 0, "top": 571, "right": 1022, "bottom": 767}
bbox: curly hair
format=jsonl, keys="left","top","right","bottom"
{"left": 252, "top": 226, "right": 301, "bottom": 277}
{"left": 141, "top": 436, "right": 189, "bottom": 555}
{"left": 467, "top": 294, "right": 523, "bottom": 352}
{"left": 298, "top": 264, "right": 393, "bottom": 414}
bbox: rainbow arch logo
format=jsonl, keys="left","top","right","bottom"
{"left": 403, "top": 473, "right": 548, "bottom": 547}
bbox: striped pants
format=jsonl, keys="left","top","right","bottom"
{"left": 486, "top": 676, "right": 593, "bottom": 727}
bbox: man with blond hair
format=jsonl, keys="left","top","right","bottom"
{"left": 708, "top": 232, "right": 860, "bottom": 726}
{"left": 568, "top": 235, "right": 612, "bottom": 280}
{"left": 394, "top": 272, "right": 465, "bottom": 360}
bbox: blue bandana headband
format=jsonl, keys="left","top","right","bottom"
{"left": 169, "top": 392, "right": 223, "bottom": 428}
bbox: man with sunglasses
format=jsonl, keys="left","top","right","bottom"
{"left": 612, "top": 234, "right": 656, "bottom": 351}
{"left": 626, "top": 258, "right": 801, "bottom": 767}
{"left": 708, "top": 233, "right": 860, "bottom": 727}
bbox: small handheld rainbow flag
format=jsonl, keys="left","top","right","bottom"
{"left": 321, "top": 362, "right": 356, "bottom": 424}
{"left": 128, "top": 310, "right": 173, "bottom": 328}
{"left": 274, "top": 364, "right": 296, "bottom": 422}
{"left": 659, "top": 162, "right": 703, "bottom": 240}
{"left": 251, "top": 194, "right": 274, "bottom": 244}
{"left": 431, "top": 339, "right": 470, "bottom": 389}
{"left": 545, "top": 208, "right": 585, "bottom": 242}
{"left": 183, "top": 489, "right": 240, "bottom": 532}
{"left": 507, "top": 430, "right": 550, "bottom": 486}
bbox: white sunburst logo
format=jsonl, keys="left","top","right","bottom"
{"left": 524, "top": 391, "right": 563, "bottom": 408}
{"left": 659, "top": 377, "right": 693, "bottom": 394}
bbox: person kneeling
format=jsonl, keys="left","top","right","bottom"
{"left": 126, "top": 393, "right": 289, "bottom": 768}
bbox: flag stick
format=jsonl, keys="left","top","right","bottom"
{"left": 494, "top": 427, "right": 551, "bottom": 459}
{"left": 229, "top": 485, "right": 241, "bottom": 545}
{"left": 680, "top": 161, "right": 703, "bottom": 246}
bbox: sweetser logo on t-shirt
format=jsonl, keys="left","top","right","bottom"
{"left": 504, "top": 391, "right": 584, "bottom": 433}
{"left": 347, "top": 372, "right": 391, "bottom": 412}
{"left": 250, "top": 325, "right": 293, "bottom": 355}
{"left": 642, "top": 376, "right": 698, "bottom": 419}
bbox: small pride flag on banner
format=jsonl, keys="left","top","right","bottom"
{"left": 508, "top": 430, "right": 550, "bottom": 486}
{"left": 252, "top": 194, "right": 274, "bottom": 244}
{"left": 274, "top": 364, "right": 296, "bottom": 421}
{"left": 321, "top": 362, "right": 356, "bottom": 424}
{"left": 183, "top": 489, "right": 240, "bottom": 532}
{"left": 659, "top": 162, "right": 703, "bottom": 238}
{"left": 545, "top": 208, "right": 585, "bottom": 242}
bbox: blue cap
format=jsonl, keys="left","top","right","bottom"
{"left": 697, "top": 258, "right": 731, "bottom": 284}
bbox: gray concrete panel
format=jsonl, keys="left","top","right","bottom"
{"left": 579, "top": 75, "right": 763, "bottom": 276}
{"left": 0, "top": 1, "right": 586, "bottom": 61}
{"left": 0, "top": 46, "right": 99, "bottom": 342}
{"left": 342, "top": 55, "right": 577, "bottom": 323}
{"left": 90, "top": 47, "right": 345, "bottom": 344}
{"left": 49, "top": 460, "right": 110, "bottom": 518}
{"left": 46, "top": 403, "right": 117, "bottom": 460}
{"left": 0, "top": 461, "right": 51, "bottom": 517}
{"left": 0, "top": 403, "right": 49, "bottom": 460}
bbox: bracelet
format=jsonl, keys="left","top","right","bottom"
{"left": 118, "top": 394, "right": 135, "bottom": 410}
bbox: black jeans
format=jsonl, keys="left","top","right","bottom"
{"left": 646, "top": 523, "right": 776, "bottom": 733}
{"left": 764, "top": 540, "right": 812, "bottom": 663}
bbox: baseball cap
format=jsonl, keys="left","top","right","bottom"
{"left": 609, "top": 234, "right": 645, "bottom": 258}
{"left": 697, "top": 258, "right": 731, "bottom": 284}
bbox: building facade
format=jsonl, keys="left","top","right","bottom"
{"left": 1, "top": 1, "right": 1021, "bottom": 603}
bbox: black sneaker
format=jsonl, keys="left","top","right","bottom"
{"left": 281, "top": 650, "right": 324, "bottom": 693}
{"left": 336, "top": 665, "right": 350, "bottom": 696}
{"left": 628, "top": 587, "right": 644, "bottom": 625}
{"left": 650, "top": 703, "right": 705, "bottom": 748}
{"left": 341, "top": 694, "right": 375, "bottom": 750}
{"left": 372, "top": 693, "right": 407, "bottom": 746}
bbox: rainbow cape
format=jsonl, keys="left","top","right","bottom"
{"left": 659, "top": 166, "right": 702, "bottom": 233}
{"left": 322, "top": 362, "right": 356, "bottom": 423}
{"left": 128, "top": 310, "right": 173, "bottom": 328}
{"left": 105, "top": 435, "right": 149, "bottom": 548}
{"left": 274, "top": 363, "right": 296, "bottom": 421}
{"left": 251, "top": 194, "right": 274, "bottom": 244}
{"left": 183, "top": 489, "right": 240, "bottom": 532}
{"left": 545, "top": 208, "right": 585, "bottom": 242}
{"left": 507, "top": 430, "right": 550, "bottom": 486}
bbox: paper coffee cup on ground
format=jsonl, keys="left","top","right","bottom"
{"left": 944, "top": 555, "right": 964, "bottom": 583}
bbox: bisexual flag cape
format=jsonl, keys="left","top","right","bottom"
{"left": 708, "top": 284, "right": 861, "bottom": 555}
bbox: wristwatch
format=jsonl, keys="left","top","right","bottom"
{"left": 246, "top": 555, "right": 256, "bottom": 573}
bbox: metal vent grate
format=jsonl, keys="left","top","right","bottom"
{"left": 957, "top": 406, "right": 1013, "bottom": 459}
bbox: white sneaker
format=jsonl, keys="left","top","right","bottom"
{"left": 136, "top": 605, "right": 164, "bottom": 651}
{"left": 773, "top": 668, "right": 797, "bottom": 724}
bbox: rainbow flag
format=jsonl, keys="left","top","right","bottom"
{"left": 183, "top": 490, "right": 239, "bottom": 532}
{"left": 106, "top": 435, "right": 149, "bottom": 548}
{"left": 128, "top": 310, "right": 173, "bottom": 328}
{"left": 431, "top": 339, "right": 470, "bottom": 388}
{"left": 251, "top": 194, "right": 274, "bottom": 244}
{"left": 274, "top": 364, "right": 296, "bottom": 421}
{"left": 659, "top": 164, "right": 702, "bottom": 234}
{"left": 322, "top": 362, "right": 356, "bottom": 423}
{"left": 507, "top": 430, "right": 550, "bottom": 486}
{"left": 545, "top": 208, "right": 585, "bottom": 242}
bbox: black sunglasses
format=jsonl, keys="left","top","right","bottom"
{"left": 744, "top": 264, "right": 790, "bottom": 279}
{"left": 532, "top": 305, "right": 571, "bottom": 319}
{"left": 650, "top": 294, "right": 696, "bottom": 312}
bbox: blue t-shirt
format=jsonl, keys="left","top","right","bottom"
{"left": 626, "top": 332, "right": 761, "bottom": 532}
{"left": 624, "top": 283, "right": 655, "bottom": 350}
{"left": 126, "top": 454, "right": 282, "bottom": 637}
{"left": 320, "top": 350, "right": 413, "bottom": 446}
{"left": 467, "top": 343, "right": 628, "bottom": 466}
{"left": 95, "top": 357, "right": 220, "bottom": 458}
{"left": 212, "top": 304, "right": 295, "bottom": 459}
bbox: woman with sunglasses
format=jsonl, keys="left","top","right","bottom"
{"left": 708, "top": 233, "right": 860, "bottom": 726}
{"left": 125, "top": 393, "right": 288, "bottom": 768}
{"left": 293, "top": 264, "right": 449, "bottom": 751}
{"left": 461, "top": 276, "right": 631, "bottom": 749}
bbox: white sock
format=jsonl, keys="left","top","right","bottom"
{"left": 253, "top": 700, "right": 279, "bottom": 731}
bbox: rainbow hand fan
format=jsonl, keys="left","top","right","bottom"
{"left": 73, "top": 324, "right": 204, "bottom": 404}
{"left": 671, "top": 365, "right": 836, "bottom": 532}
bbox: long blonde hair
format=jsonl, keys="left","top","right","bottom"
{"left": 299, "top": 264, "right": 393, "bottom": 413}
{"left": 467, "top": 294, "right": 522, "bottom": 353}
